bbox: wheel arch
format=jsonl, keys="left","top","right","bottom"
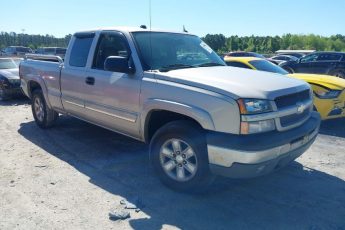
{"left": 27, "top": 79, "right": 52, "bottom": 109}
{"left": 328, "top": 68, "right": 345, "bottom": 77}
{"left": 142, "top": 99, "right": 215, "bottom": 143}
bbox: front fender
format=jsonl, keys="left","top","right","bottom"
{"left": 141, "top": 98, "right": 215, "bottom": 138}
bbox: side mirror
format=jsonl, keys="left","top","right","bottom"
{"left": 104, "top": 56, "right": 135, "bottom": 74}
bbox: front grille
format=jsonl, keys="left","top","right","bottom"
{"left": 280, "top": 108, "right": 310, "bottom": 127}
{"left": 275, "top": 89, "right": 310, "bottom": 109}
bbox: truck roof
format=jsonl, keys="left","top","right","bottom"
{"left": 74, "top": 26, "right": 190, "bottom": 35}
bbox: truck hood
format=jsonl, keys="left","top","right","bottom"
{"left": 154, "top": 66, "right": 309, "bottom": 100}
{"left": 289, "top": 73, "right": 345, "bottom": 90}
{"left": 0, "top": 68, "right": 19, "bottom": 80}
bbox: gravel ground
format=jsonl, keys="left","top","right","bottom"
{"left": 1, "top": 98, "right": 345, "bottom": 230}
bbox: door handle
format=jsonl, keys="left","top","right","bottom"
{"left": 85, "top": 77, "right": 95, "bottom": 85}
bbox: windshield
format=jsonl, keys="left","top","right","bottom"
{"left": 0, "top": 58, "right": 18, "bottom": 69}
{"left": 132, "top": 32, "right": 225, "bottom": 71}
{"left": 249, "top": 60, "right": 288, "bottom": 75}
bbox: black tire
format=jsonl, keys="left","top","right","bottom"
{"left": 150, "top": 120, "right": 214, "bottom": 192}
{"left": 31, "top": 89, "right": 58, "bottom": 128}
{"left": 332, "top": 70, "right": 345, "bottom": 79}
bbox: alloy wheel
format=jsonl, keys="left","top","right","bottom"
{"left": 159, "top": 138, "right": 198, "bottom": 182}
{"left": 34, "top": 97, "right": 44, "bottom": 122}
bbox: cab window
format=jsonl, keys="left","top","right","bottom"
{"left": 92, "top": 33, "right": 129, "bottom": 70}
{"left": 317, "top": 53, "right": 341, "bottom": 61}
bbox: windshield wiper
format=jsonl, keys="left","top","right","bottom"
{"left": 197, "top": 62, "right": 226, "bottom": 67}
{"left": 158, "top": 64, "right": 195, "bottom": 72}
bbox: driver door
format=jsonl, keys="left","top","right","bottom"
{"left": 296, "top": 53, "right": 319, "bottom": 73}
{"left": 83, "top": 32, "right": 142, "bottom": 139}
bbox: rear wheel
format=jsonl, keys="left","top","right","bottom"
{"left": 31, "top": 89, "right": 58, "bottom": 128}
{"left": 150, "top": 120, "right": 214, "bottom": 192}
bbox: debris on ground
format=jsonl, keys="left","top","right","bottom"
{"left": 34, "top": 165, "right": 47, "bottom": 168}
{"left": 120, "top": 196, "right": 144, "bottom": 210}
{"left": 108, "top": 209, "right": 130, "bottom": 221}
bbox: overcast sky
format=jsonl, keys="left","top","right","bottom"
{"left": 1, "top": 0, "right": 344, "bottom": 37}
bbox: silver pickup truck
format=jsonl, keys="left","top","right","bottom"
{"left": 20, "top": 27, "right": 321, "bottom": 191}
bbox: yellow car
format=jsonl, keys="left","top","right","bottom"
{"left": 224, "top": 56, "right": 345, "bottom": 120}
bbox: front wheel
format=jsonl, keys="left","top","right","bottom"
{"left": 31, "top": 89, "right": 58, "bottom": 128}
{"left": 332, "top": 70, "right": 345, "bottom": 79}
{"left": 150, "top": 120, "right": 214, "bottom": 192}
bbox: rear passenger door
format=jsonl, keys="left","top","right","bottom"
{"left": 83, "top": 31, "right": 141, "bottom": 139}
{"left": 313, "top": 53, "right": 342, "bottom": 74}
{"left": 60, "top": 33, "right": 95, "bottom": 118}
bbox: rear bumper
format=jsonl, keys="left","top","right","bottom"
{"left": 207, "top": 112, "right": 321, "bottom": 178}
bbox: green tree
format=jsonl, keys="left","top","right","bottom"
{"left": 201, "top": 34, "right": 226, "bottom": 52}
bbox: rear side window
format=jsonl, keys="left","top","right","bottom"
{"left": 226, "top": 61, "right": 251, "bottom": 69}
{"left": 69, "top": 36, "right": 94, "bottom": 67}
{"left": 317, "top": 53, "right": 341, "bottom": 61}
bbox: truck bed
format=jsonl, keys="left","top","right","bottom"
{"left": 20, "top": 55, "right": 64, "bottom": 111}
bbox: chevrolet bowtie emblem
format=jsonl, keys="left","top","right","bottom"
{"left": 296, "top": 102, "right": 306, "bottom": 114}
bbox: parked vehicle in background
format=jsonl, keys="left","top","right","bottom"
{"left": 0, "top": 58, "right": 23, "bottom": 100}
{"left": 225, "top": 56, "right": 345, "bottom": 120}
{"left": 2, "top": 46, "right": 33, "bottom": 57}
{"left": 280, "top": 52, "right": 345, "bottom": 79}
{"left": 275, "top": 50, "right": 315, "bottom": 59}
{"left": 11, "top": 58, "right": 22, "bottom": 66}
{"left": 20, "top": 27, "right": 320, "bottom": 191}
{"left": 224, "top": 51, "right": 265, "bottom": 59}
{"left": 35, "top": 47, "right": 67, "bottom": 59}
{"left": 267, "top": 55, "right": 299, "bottom": 65}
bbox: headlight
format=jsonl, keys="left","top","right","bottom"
{"left": 314, "top": 89, "right": 341, "bottom": 99}
{"left": 238, "top": 98, "right": 275, "bottom": 134}
{"left": 237, "top": 99, "right": 272, "bottom": 114}
{"left": 240, "top": 119, "right": 276, "bottom": 134}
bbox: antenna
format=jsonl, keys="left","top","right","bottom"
{"left": 183, "top": 25, "right": 188, "bottom": 33}
{"left": 149, "top": 0, "right": 152, "bottom": 30}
